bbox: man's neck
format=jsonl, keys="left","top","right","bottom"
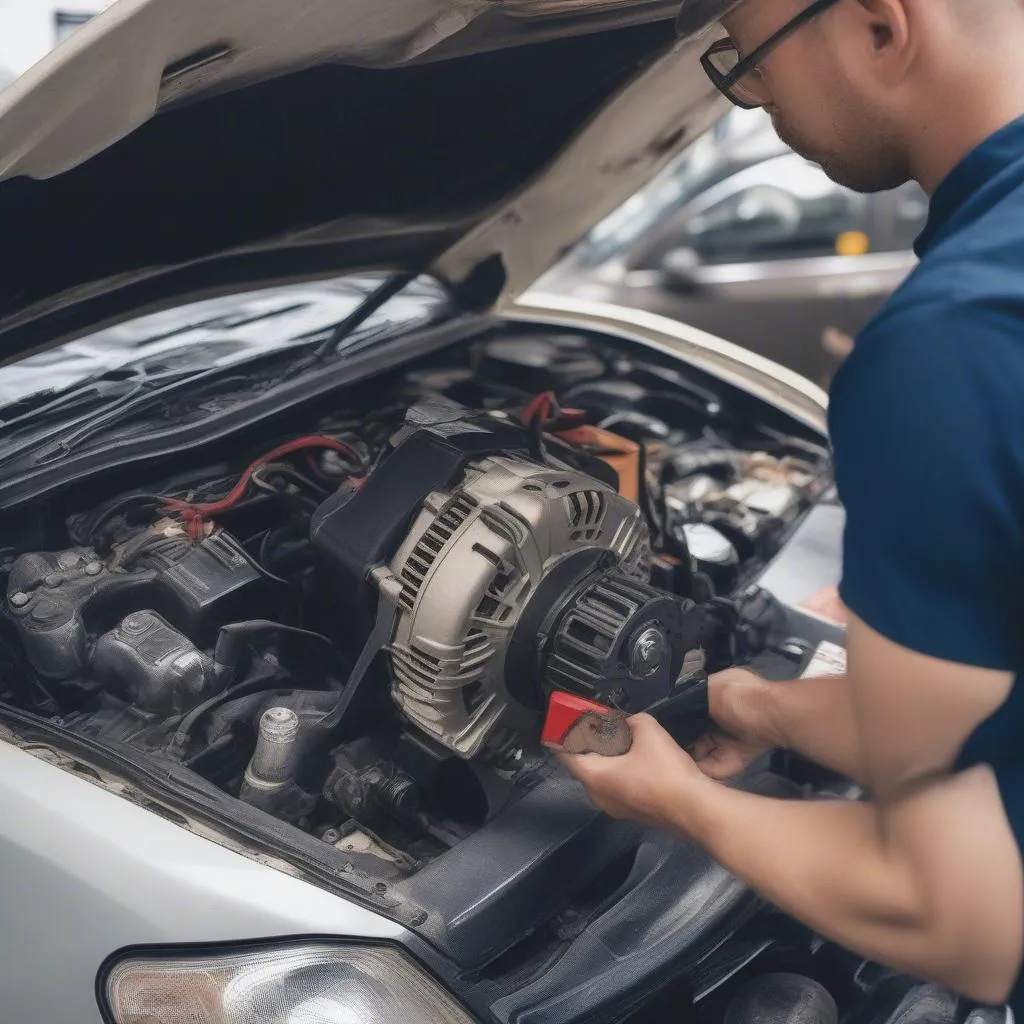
{"left": 910, "top": 81, "right": 1024, "bottom": 195}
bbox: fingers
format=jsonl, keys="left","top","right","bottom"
{"left": 554, "top": 714, "right": 659, "bottom": 778}
{"left": 554, "top": 745, "right": 620, "bottom": 779}
{"left": 708, "top": 667, "right": 761, "bottom": 686}
{"left": 625, "top": 712, "right": 659, "bottom": 735}
{"left": 690, "top": 733, "right": 718, "bottom": 760}
{"left": 690, "top": 730, "right": 755, "bottom": 781}
{"left": 697, "top": 751, "right": 744, "bottom": 781}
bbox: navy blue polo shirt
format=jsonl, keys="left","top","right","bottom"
{"left": 828, "top": 115, "right": 1024, "bottom": 1006}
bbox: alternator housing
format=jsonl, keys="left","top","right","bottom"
{"left": 379, "top": 454, "right": 650, "bottom": 758}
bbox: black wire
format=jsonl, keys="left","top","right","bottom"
{"left": 257, "top": 528, "right": 303, "bottom": 581}
{"left": 254, "top": 463, "right": 331, "bottom": 499}
{"left": 249, "top": 549, "right": 288, "bottom": 587}
{"left": 241, "top": 529, "right": 270, "bottom": 550}
{"left": 258, "top": 530, "right": 275, "bottom": 570}
{"left": 86, "top": 493, "right": 165, "bottom": 544}
{"left": 528, "top": 413, "right": 547, "bottom": 462}
{"left": 637, "top": 441, "right": 665, "bottom": 549}
{"left": 170, "top": 621, "right": 336, "bottom": 752}
{"left": 170, "top": 673, "right": 282, "bottom": 754}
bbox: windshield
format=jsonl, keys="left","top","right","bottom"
{"left": 0, "top": 273, "right": 449, "bottom": 408}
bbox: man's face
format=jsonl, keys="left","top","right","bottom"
{"left": 720, "top": 0, "right": 912, "bottom": 192}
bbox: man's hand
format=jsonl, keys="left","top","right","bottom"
{"left": 553, "top": 713, "right": 709, "bottom": 831}
{"left": 692, "top": 668, "right": 780, "bottom": 781}
{"left": 691, "top": 730, "right": 771, "bottom": 781}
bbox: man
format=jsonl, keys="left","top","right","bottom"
{"left": 556, "top": 0, "right": 1024, "bottom": 1010}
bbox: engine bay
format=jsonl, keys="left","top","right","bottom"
{"left": 0, "top": 330, "right": 829, "bottom": 856}
{"left": 0, "top": 325, "right": 872, "bottom": 1022}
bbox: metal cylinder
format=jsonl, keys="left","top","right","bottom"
{"left": 724, "top": 974, "right": 838, "bottom": 1024}
{"left": 242, "top": 707, "right": 301, "bottom": 796}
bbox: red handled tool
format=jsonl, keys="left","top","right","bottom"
{"left": 542, "top": 661, "right": 711, "bottom": 757}
{"left": 541, "top": 692, "right": 633, "bottom": 756}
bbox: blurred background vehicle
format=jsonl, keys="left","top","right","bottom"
{"left": 539, "top": 109, "right": 929, "bottom": 386}
{"left": 0, "top": 1, "right": 107, "bottom": 83}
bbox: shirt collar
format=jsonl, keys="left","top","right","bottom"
{"left": 915, "top": 113, "right": 1024, "bottom": 258}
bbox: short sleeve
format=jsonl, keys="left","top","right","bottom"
{"left": 829, "top": 300, "right": 1023, "bottom": 670}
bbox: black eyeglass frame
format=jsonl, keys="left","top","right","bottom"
{"left": 698, "top": 0, "right": 843, "bottom": 109}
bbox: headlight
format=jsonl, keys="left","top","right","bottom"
{"left": 101, "top": 942, "right": 475, "bottom": 1024}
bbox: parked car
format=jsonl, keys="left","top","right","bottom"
{"left": 542, "top": 109, "right": 928, "bottom": 385}
{"left": 0, "top": 3, "right": 981, "bottom": 1024}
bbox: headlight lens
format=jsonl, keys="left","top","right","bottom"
{"left": 102, "top": 943, "right": 474, "bottom": 1024}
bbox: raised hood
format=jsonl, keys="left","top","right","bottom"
{"left": 0, "top": 0, "right": 734, "bottom": 365}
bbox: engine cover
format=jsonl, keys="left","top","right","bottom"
{"left": 378, "top": 454, "right": 651, "bottom": 759}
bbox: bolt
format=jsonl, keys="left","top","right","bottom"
{"left": 84, "top": 561, "right": 103, "bottom": 577}
{"left": 259, "top": 707, "right": 300, "bottom": 746}
{"left": 374, "top": 882, "right": 388, "bottom": 894}
{"left": 322, "top": 828, "right": 341, "bottom": 844}
{"left": 9, "top": 592, "right": 28, "bottom": 608}
{"left": 779, "top": 641, "right": 808, "bottom": 659}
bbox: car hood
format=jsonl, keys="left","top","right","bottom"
{"left": 0, "top": 0, "right": 735, "bottom": 368}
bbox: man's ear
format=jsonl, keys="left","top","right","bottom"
{"left": 848, "top": 0, "right": 915, "bottom": 82}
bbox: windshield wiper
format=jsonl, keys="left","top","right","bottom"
{"left": 0, "top": 271, "right": 434, "bottom": 465}
{"left": 29, "top": 364, "right": 250, "bottom": 463}
{"left": 1, "top": 371, "right": 152, "bottom": 432}
{"left": 0, "top": 366, "right": 208, "bottom": 466}
{"left": 275, "top": 270, "right": 423, "bottom": 380}
{"left": 313, "top": 270, "right": 420, "bottom": 360}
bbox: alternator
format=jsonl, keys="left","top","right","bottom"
{"left": 374, "top": 454, "right": 650, "bottom": 759}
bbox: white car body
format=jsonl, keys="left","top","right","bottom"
{"left": 0, "top": 3, "right": 884, "bottom": 1023}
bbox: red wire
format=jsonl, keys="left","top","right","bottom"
{"left": 162, "top": 435, "right": 360, "bottom": 539}
{"left": 520, "top": 390, "right": 586, "bottom": 429}
{"left": 521, "top": 391, "right": 556, "bottom": 426}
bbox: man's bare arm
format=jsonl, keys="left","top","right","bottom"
{"left": 558, "top": 707, "right": 1024, "bottom": 1005}
{"left": 710, "top": 609, "right": 1014, "bottom": 794}
{"left": 843, "top": 615, "right": 1014, "bottom": 801}
{"left": 709, "top": 669, "right": 867, "bottom": 783}
{"left": 675, "top": 758, "right": 1023, "bottom": 1004}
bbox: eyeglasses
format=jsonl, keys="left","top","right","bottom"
{"left": 696, "top": 0, "right": 843, "bottom": 109}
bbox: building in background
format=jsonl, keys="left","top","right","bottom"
{"left": 0, "top": 0, "right": 114, "bottom": 84}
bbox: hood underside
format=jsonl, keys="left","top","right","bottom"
{"left": 0, "top": 0, "right": 733, "bottom": 364}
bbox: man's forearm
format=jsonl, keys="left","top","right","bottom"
{"left": 679, "top": 784, "right": 920, "bottom": 955}
{"left": 765, "top": 674, "right": 866, "bottom": 784}
{"left": 669, "top": 778, "right": 1004, "bottom": 1001}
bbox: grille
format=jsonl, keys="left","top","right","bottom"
{"left": 399, "top": 493, "right": 477, "bottom": 611}
{"left": 391, "top": 632, "right": 495, "bottom": 694}
{"left": 565, "top": 490, "right": 607, "bottom": 542}
{"left": 391, "top": 643, "right": 442, "bottom": 689}
{"left": 472, "top": 569, "right": 521, "bottom": 626}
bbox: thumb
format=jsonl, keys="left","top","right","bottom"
{"left": 690, "top": 733, "right": 718, "bottom": 762}
{"left": 554, "top": 747, "right": 614, "bottom": 781}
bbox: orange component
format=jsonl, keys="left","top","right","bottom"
{"left": 556, "top": 424, "right": 641, "bottom": 503}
